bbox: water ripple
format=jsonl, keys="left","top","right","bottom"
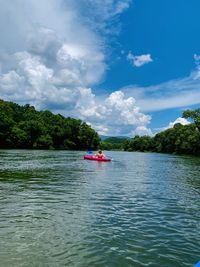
{"left": 0, "top": 150, "right": 200, "bottom": 266}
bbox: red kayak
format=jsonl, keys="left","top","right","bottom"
{"left": 84, "top": 155, "right": 111, "bottom": 162}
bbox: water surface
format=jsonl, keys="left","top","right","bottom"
{"left": 0, "top": 150, "right": 200, "bottom": 266}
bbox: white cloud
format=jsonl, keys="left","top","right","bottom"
{"left": 1, "top": 1, "right": 200, "bottom": 137}
{"left": 121, "top": 64, "right": 200, "bottom": 113}
{"left": 0, "top": 0, "right": 106, "bottom": 105}
{"left": 56, "top": 43, "right": 105, "bottom": 86}
{"left": 135, "top": 126, "right": 153, "bottom": 136}
{"left": 0, "top": 0, "right": 151, "bottom": 137}
{"left": 193, "top": 54, "right": 200, "bottom": 80}
{"left": 77, "top": 0, "right": 131, "bottom": 33}
{"left": 80, "top": 91, "right": 152, "bottom": 136}
{"left": 156, "top": 117, "right": 190, "bottom": 133}
{"left": 0, "top": 71, "right": 23, "bottom": 93}
{"left": 168, "top": 117, "right": 190, "bottom": 128}
{"left": 127, "top": 52, "right": 153, "bottom": 67}
{"left": 136, "top": 90, "right": 200, "bottom": 112}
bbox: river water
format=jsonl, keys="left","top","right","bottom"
{"left": 0, "top": 150, "right": 199, "bottom": 267}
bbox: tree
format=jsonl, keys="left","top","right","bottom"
{"left": 0, "top": 100, "right": 15, "bottom": 147}
{"left": 0, "top": 99, "right": 100, "bottom": 150}
{"left": 183, "top": 108, "right": 200, "bottom": 131}
{"left": 123, "top": 114, "right": 200, "bottom": 156}
{"left": 124, "top": 135, "right": 154, "bottom": 152}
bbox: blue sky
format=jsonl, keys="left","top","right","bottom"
{"left": 101, "top": 0, "right": 199, "bottom": 87}
{"left": 96, "top": 0, "right": 200, "bottom": 129}
{"left": 0, "top": 0, "right": 200, "bottom": 136}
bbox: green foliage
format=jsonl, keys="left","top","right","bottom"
{"left": 35, "top": 134, "right": 53, "bottom": 149}
{"left": 0, "top": 99, "right": 100, "bottom": 150}
{"left": 124, "top": 108, "right": 200, "bottom": 156}
{"left": 183, "top": 108, "right": 200, "bottom": 131}
{"left": 124, "top": 135, "right": 154, "bottom": 152}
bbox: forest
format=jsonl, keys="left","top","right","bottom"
{"left": 0, "top": 99, "right": 100, "bottom": 150}
{"left": 124, "top": 109, "right": 200, "bottom": 156}
{"left": 1, "top": 98, "right": 200, "bottom": 156}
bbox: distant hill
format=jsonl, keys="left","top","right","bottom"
{"left": 100, "top": 136, "right": 130, "bottom": 150}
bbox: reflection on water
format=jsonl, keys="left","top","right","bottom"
{"left": 0, "top": 150, "right": 200, "bottom": 267}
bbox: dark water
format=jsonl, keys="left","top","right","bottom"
{"left": 0, "top": 150, "right": 200, "bottom": 267}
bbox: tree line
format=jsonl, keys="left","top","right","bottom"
{"left": 1, "top": 99, "right": 199, "bottom": 155}
{"left": 124, "top": 109, "right": 200, "bottom": 156}
{"left": 0, "top": 99, "right": 100, "bottom": 150}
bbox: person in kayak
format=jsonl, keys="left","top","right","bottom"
{"left": 95, "top": 150, "right": 105, "bottom": 159}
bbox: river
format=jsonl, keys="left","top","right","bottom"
{"left": 0, "top": 150, "right": 199, "bottom": 267}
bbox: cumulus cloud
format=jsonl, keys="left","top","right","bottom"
{"left": 3, "top": 0, "right": 200, "bottom": 138}
{"left": 79, "top": 91, "right": 152, "bottom": 136}
{"left": 0, "top": 0, "right": 152, "bottom": 136}
{"left": 127, "top": 52, "right": 153, "bottom": 67}
{"left": 2, "top": 0, "right": 200, "bottom": 137}
{"left": 0, "top": 0, "right": 106, "bottom": 105}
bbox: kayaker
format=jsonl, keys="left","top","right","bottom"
{"left": 95, "top": 150, "right": 105, "bottom": 159}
